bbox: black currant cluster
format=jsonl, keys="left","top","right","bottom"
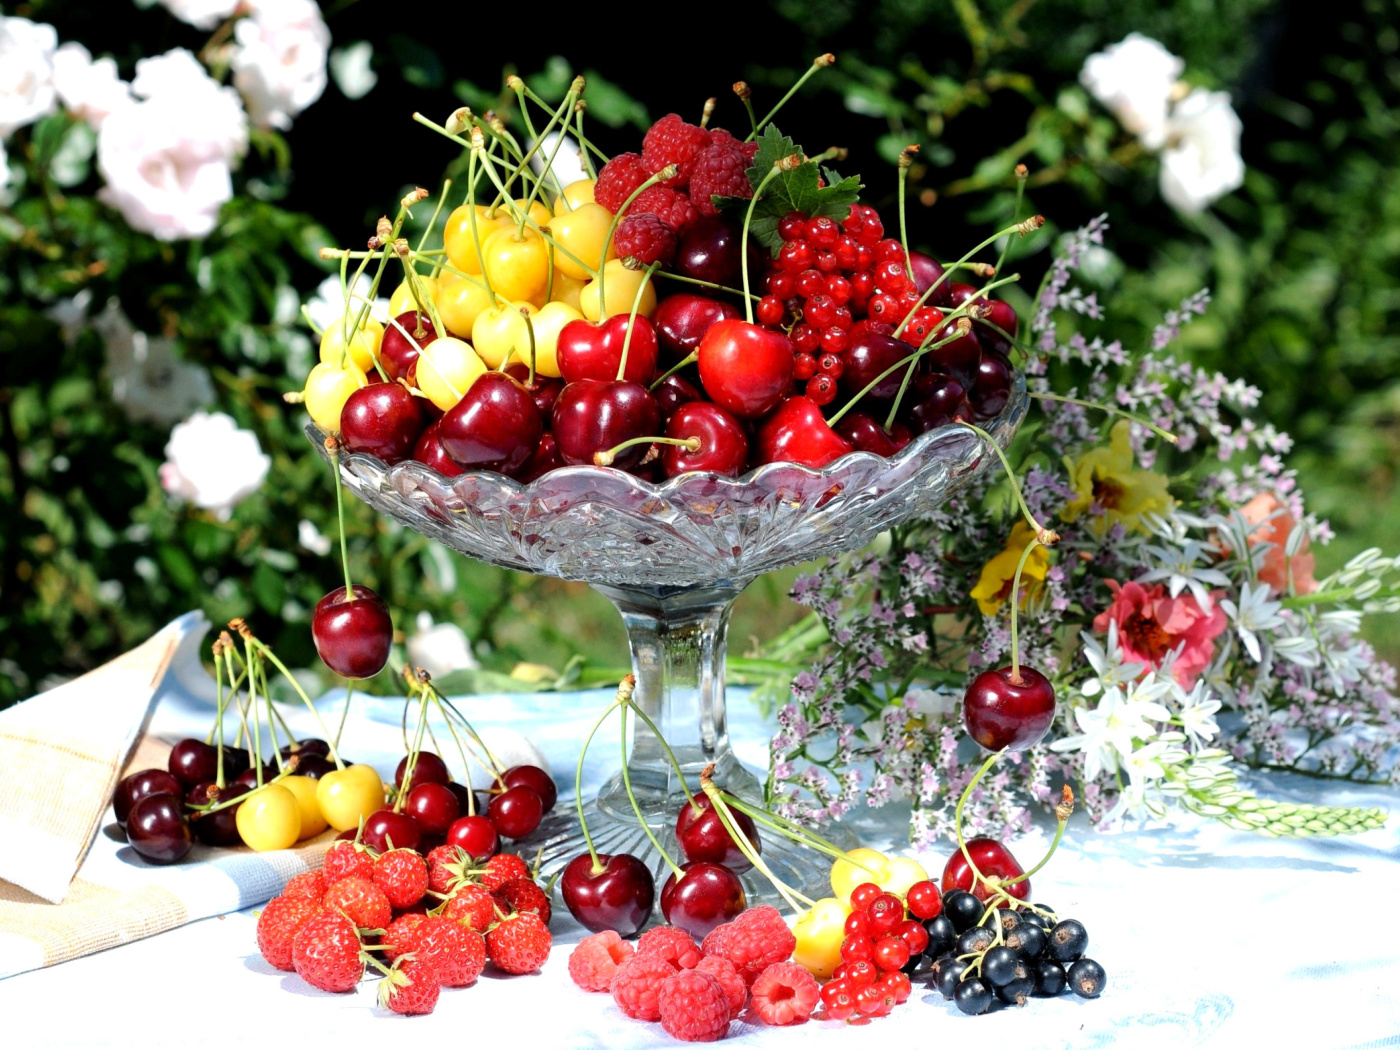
{"left": 917, "top": 889, "right": 1106, "bottom": 1015}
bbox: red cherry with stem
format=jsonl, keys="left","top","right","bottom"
{"left": 232, "top": 764, "right": 278, "bottom": 791}
{"left": 674, "top": 793, "right": 760, "bottom": 872}
{"left": 560, "top": 852, "right": 656, "bottom": 937}
{"left": 339, "top": 382, "right": 427, "bottom": 464}
{"left": 114, "top": 769, "right": 184, "bottom": 826}
{"left": 660, "top": 860, "right": 747, "bottom": 939}
{"left": 280, "top": 738, "right": 330, "bottom": 760}
{"left": 503, "top": 362, "right": 565, "bottom": 420}
{"left": 833, "top": 413, "right": 909, "bottom": 457}
{"left": 696, "top": 319, "right": 794, "bottom": 419}
{"left": 942, "top": 837, "right": 1030, "bottom": 905}
{"left": 500, "top": 765, "right": 556, "bottom": 812}
{"left": 755, "top": 396, "right": 853, "bottom": 468}
{"left": 661, "top": 402, "right": 749, "bottom": 478}
{"left": 556, "top": 315, "right": 658, "bottom": 385}
{"left": 902, "top": 374, "right": 969, "bottom": 435}
{"left": 362, "top": 808, "right": 422, "bottom": 854}
{"left": 395, "top": 751, "right": 450, "bottom": 791}
{"left": 312, "top": 584, "right": 392, "bottom": 680}
{"left": 289, "top": 753, "right": 335, "bottom": 779}
{"left": 975, "top": 300, "right": 1017, "bottom": 355}
{"left": 652, "top": 293, "right": 741, "bottom": 363}
{"left": 551, "top": 379, "right": 660, "bottom": 469}
{"left": 487, "top": 785, "right": 543, "bottom": 840}
{"left": 849, "top": 882, "right": 882, "bottom": 912}
{"left": 906, "top": 251, "right": 952, "bottom": 307}
{"left": 654, "top": 371, "right": 704, "bottom": 423}
{"left": 187, "top": 781, "right": 248, "bottom": 846}
{"left": 927, "top": 318, "right": 982, "bottom": 386}
{"left": 905, "top": 879, "right": 943, "bottom": 920}
{"left": 962, "top": 665, "right": 1056, "bottom": 752}
{"left": 412, "top": 420, "right": 464, "bottom": 478}
{"left": 970, "top": 352, "right": 1012, "bottom": 420}
{"left": 380, "top": 311, "right": 438, "bottom": 382}
{"left": 674, "top": 216, "right": 752, "bottom": 288}
{"left": 437, "top": 371, "right": 542, "bottom": 477}
{"left": 445, "top": 814, "right": 499, "bottom": 859}
{"left": 840, "top": 330, "right": 910, "bottom": 405}
{"left": 517, "top": 433, "right": 564, "bottom": 483}
{"left": 404, "top": 782, "right": 461, "bottom": 835}
{"left": 126, "top": 793, "right": 193, "bottom": 864}
{"left": 167, "top": 739, "right": 218, "bottom": 789}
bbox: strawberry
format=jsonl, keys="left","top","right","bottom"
{"left": 378, "top": 956, "right": 440, "bottom": 1016}
{"left": 323, "top": 839, "right": 375, "bottom": 884}
{"left": 281, "top": 871, "right": 327, "bottom": 902}
{"left": 323, "top": 876, "right": 392, "bottom": 930}
{"left": 494, "top": 878, "right": 551, "bottom": 925}
{"left": 479, "top": 853, "right": 530, "bottom": 893}
{"left": 292, "top": 912, "right": 365, "bottom": 993}
{"left": 425, "top": 844, "right": 473, "bottom": 896}
{"left": 439, "top": 883, "right": 497, "bottom": 932}
{"left": 257, "top": 895, "right": 322, "bottom": 971}
{"left": 486, "top": 912, "right": 551, "bottom": 975}
{"left": 414, "top": 915, "right": 487, "bottom": 987}
{"left": 373, "top": 848, "right": 429, "bottom": 909}
{"left": 382, "top": 913, "right": 428, "bottom": 962}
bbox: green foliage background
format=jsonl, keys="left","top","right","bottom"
{"left": 1, "top": 0, "right": 1396, "bottom": 707}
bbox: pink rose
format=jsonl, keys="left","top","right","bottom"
{"left": 1093, "top": 579, "right": 1227, "bottom": 688}
{"left": 1238, "top": 493, "right": 1317, "bottom": 596}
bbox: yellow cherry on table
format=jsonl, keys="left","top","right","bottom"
{"left": 549, "top": 271, "right": 588, "bottom": 312}
{"left": 315, "top": 763, "right": 385, "bottom": 832}
{"left": 791, "top": 897, "right": 853, "bottom": 980}
{"left": 235, "top": 783, "right": 301, "bottom": 852}
{"left": 524, "top": 300, "right": 584, "bottom": 378}
{"left": 443, "top": 204, "right": 514, "bottom": 274}
{"left": 580, "top": 259, "right": 659, "bottom": 321}
{"left": 435, "top": 271, "right": 494, "bottom": 338}
{"left": 512, "top": 198, "right": 554, "bottom": 229}
{"left": 552, "top": 178, "right": 597, "bottom": 216}
{"left": 881, "top": 855, "right": 931, "bottom": 899}
{"left": 547, "top": 201, "right": 616, "bottom": 280}
{"left": 318, "top": 313, "right": 384, "bottom": 373}
{"left": 472, "top": 301, "right": 537, "bottom": 369}
{"left": 302, "top": 361, "right": 368, "bottom": 432}
{"left": 416, "top": 336, "right": 487, "bottom": 411}
{"left": 280, "top": 774, "right": 329, "bottom": 840}
{"left": 389, "top": 275, "right": 438, "bottom": 317}
{"left": 830, "top": 847, "right": 892, "bottom": 903}
{"left": 482, "top": 226, "right": 551, "bottom": 304}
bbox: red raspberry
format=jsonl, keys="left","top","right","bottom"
{"left": 372, "top": 849, "right": 429, "bottom": 910}
{"left": 750, "top": 961, "right": 821, "bottom": 1025}
{"left": 595, "top": 152, "right": 650, "bottom": 214}
{"left": 629, "top": 185, "right": 697, "bottom": 234}
{"left": 642, "top": 113, "right": 711, "bottom": 188}
{"left": 281, "top": 871, "right": 326, "bottom": 902}
{"left": 440, "top": 883, "right": 496, "bottom": 932}
{"left": 568, "top": 930, "right": 635, "bottom": 992}
{"left": 322, "top": 840, "right": 374, "bottom": 884}
{"left": 479, "top": 853, "right": 530, "bottom": 892}
{"left": 689, "top": 141, "right": 752, "bottom": 216}
{"left": 291, "top": 912, "right": 364, "bottom": 993}
{"left": 637, "top": 925, "right": 702, "bottom": 970}
{"left": 415, "top": 915, "right": 486, "bottom": 987}
{"left": 378, "top": 956, "right": 440, "bottom": 1016}
{"left": 611, "top": 953, "right": 679, "bottom": 1021}
{"left": 382, "top": 912, "right": 427, "bottom": 961}
{"left": 257, "top": 895, "right": 322, "bottom": 971}
{"left": 712, "top": 906, "right": 797, "bottom": 984}
{"left": 494, "top": 877, "right": 551, "bottom": 925}
{"left": 699, "top": 924, "right": 729, "bottom": 958}
{"left": 485, "top": 912, "right": 551, "bottom": 975}
{"left": 658, "top": 969, "right": 731, "bottom": 1042}
{"left": 425, "top": 844, "right": 472, "bottom": 896}
{"left": 694, "top": 955, "right": 746, "bottom": 1018}
{"left": 615, "top": 213, "right": 678, "bottom": 265}
{"left": 322, "top": 876, "right": 392, "bottom": 930}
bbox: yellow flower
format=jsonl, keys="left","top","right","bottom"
{"left": 1061, "top": 420, "right": 1173, "bottom": 535}
{"left": 970, "top": 521, "right": 1051, "bottom": 616}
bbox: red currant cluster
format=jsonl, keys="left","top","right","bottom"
{"left": 818, "top": 878, "right": 939, "bottom": 1019}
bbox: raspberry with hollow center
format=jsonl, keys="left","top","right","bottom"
{"left": 568, "top": 930, "right": 635, "bottom": 992}
{"left": 641, "top": 114, "right": 712, "bottom": 188}
{"left": 689, "top": 141, "right": 752, "bottom": 216}
{"left": 595, "top": 152, "right": 651, "bottom": 214}
{"left": 611, "top": 953, "right": 679, "bottom": 1021}
{"left": 615, "top": 213, "right": 678, "bottom": 266}
{"left": 658, "top": 969, "right": 731, "bottom": 1042}
{"left": 750, "top": 961, "right": 821, "bottom": 1025}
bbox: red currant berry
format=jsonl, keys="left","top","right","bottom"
{"left": 875, "top": 238, "right": 905, "bottom": 263}
{"left": 815, "top": 250, "right": 840, "bottom": 273}
{"left": 820, "top": 977, "right": 858, "bottom": 1021}
{"left": 767, "top": 272, "right": 795, "bottom": 299}
{"left": 817, "top": 350, "right": 844, "bottom": 376}
{"left": 778, "top": 212, "right": 807, "bottom": 241}
{"left": 831, "top": 305, "right": 853, "bottom": 329}
{"left": 856, "top": 244, "right": 876, "bottom": 269}
{"left": 844, "top": 911, "right": 871, "bottom": 939}
{"left": 804, "top": 295, "right": 836, "bottom": 328}
{"left": 880, "top": 970, "right": 913, "bottom": 1004}
{"left": 834, "top": 236, "right": 860, "bottom": 270}
{"left": 873, "top": 935, "right": 911, "bottom": 973}
{"left": 805, "top": 215, "right": 840, "bottom": 248}
{"left": 905, "top": 879, "right": 943, "bottom": 920}
{"left": 866, "top": 894, "right": 905, "bottom": 936}
{"left": 850, "top": 271, "right": 875, "bottom": 299}
{"left": 806, "top": 373, "right": 838, "bottom": 406}
{"left": 840, "top": 959, "right": 879, "bottom": 987}
{"left": 779, "top": 241, "right": 813, "bottom": 272}
{"left": 792, "top": 352, "right": 818, "bottom": 381}
{"left": 791, "top": 323, "right": 819, "bottom": 353}
{"left": 796, "top": 269, "right": 826, "bottom": 299}
{"left": 856, "top": 212, "right": 884, "bottom": 245}
{"left": 875, "top": 260, "right": 908, "bottom": 289}
{"left": 868, "top": 294, "right": 898, "bottom": 321}
{"left": 839, "top": 934, "right": 875, "bottom": 965}
{"left": 825, "top": 275, "right": 852, "bottom": 305}
{"left": 756, "top": 295, "right": 785, "bottom": 326}
{"left": 855, "top": 983, "right": 896, "bottom": 1017}
{"left": 849, "top": 882, "right": 883, "bottom": 911}
{"left": 895, "top": 919, "right": 929, "bottom": 958}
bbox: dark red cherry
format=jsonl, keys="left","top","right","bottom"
{"left": 126, "top": 793, "right": 193, "bottom": 864}
{"left": 927, "top": 320, "right": 982, "bottom": 386}
{"left": 903, "top": 374, "right": 969, "bottom": 434}
{"left": 339, "top": 382, "right": 427, "bottom": 464}
{"left": 504, "top": 362, "right": 565, "bottom": 420}
{"left": 674, "top": 216, "right": 753, "bottom": 288}
{"left": 187, "top": 781, "right": 249, "bottom": 846}
{"left": 556, "top": 315, "right": 658, "bottom": 385}
{"left": 113, "top": 768, "right": 183, "bottom": 826}
{"left": 362, "top": 808, "right": 422, "bottom": 854}
{"left": 833, "top": 413, "right": 910, "bottom": 457}
{"left": 167, "top": 739, "right": 218, "bottom": 789}
{"left": 500, "top": 765, "right": 557, "bottom": 812}
{"left": 653, "top": 372, "right": 704, "bottom": 423}
{"left": 289, "top": 753, "right": 335, "bottom": 780}
{"left": 231, "top": 764, "right": 279, "bottom": 791}
{"left": 444, "top": 782, "right": 477, "bottom": 815}
{"left": 652, "top": 293, "right": 741, "bottom": 363}
{"left": 942, "top": 837, "right": 1030, "bottom": 905}
{"left": 404, "top": 782, "right": 461, "bottom": 836}
{"left": 660, "top": 860, "right": 747, "bottom": 939}
{"left": 969, "top": 352, "right": 1012, "bottom": 420}
{"left": 312, "top": 584, "right": 392, "bottom": 679}
{"left": 697, "top": 319, "right": 794, "bottom": 419}
{"left": 395, "top": 751, "right": 450, "bottom": 791}
{"left": 517, "top": 432, "right": 564, "bottom": 482}
{"left": 560, "top": 852, "right": 656, "bottom": 937}
{"left": 412, "top": 419, "right": 465, "bottom": 477}
{"left": 674, "top": 794, "right": 760, "bottom": 872}
{"left": 907, "top": 251, "right": 952, "bottom": 307}
{"left": 279, "top": 738, "right": 330, "bottom": 761}
{"left": 437, "top": 371, "right": 542, "bottom": 477}
{"left": 445, "top": 814, "right": 499, "bottom": 859}
{"left": 552, "top": 379, "right": 660, "bottom": 469}
{"left": 487, "top": 785, "right": 544, "bottom": 840}
{"left": 962, "top": 665, "right": 1056, "bottom": 752}
{"left": 661, "top": 402, "right": 749, "bottom": 477}
{"left": 975, "top": 300, "right": 1017, "bottom": 356}
{"left": 841, "top": 331, "right": 911, "bottom": 405}
{"left": 380, "top": 311, "right": 438, "bottom": 382}
{"left": 756, "top": 396, "right": 853, "bottom": 468}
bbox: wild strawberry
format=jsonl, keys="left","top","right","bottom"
{"left": 479, "top": 853, "right": 530, "bottom": 892}
{"left": 494, "top": 878, "right": 551, "bottom": 925}
{"left": 323, "top": 876, "right": 392, "bottom": 930}
{"left": 425, "top": 844, "right": 473, "bottom": 896}
{"left": 373, "top": 848, "right": 429, "bottom": 909}
{"left": 378, "top": 956, "right": 440, "bottom": 1016}
{"left": 322, "top": 839, "right": 375, "bottom": 884}
{"left": 485, "top": 912, "right": 551, "bottom": 975}
{"left": 292, "top": 912, "right": 365, "bottom": 993}
{"left": 382, "top": 913, "right": 428, "bottom": 962}
{"left": 281, "top": 871, "right": 327, "bottom": 902}
{"left": 257, "top": 895, "right": 322, "bottom": 971}
{"left": 439, "top": 883, "right": 497, "bottom": 932}
{"left": 414, "top": 915, "right": 486, "bottom": 987}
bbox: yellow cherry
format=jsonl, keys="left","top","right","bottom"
{"left": 791, "top": 897, "right": 853, "bottom": 980}
{"left": 315, "top": 763, "right": 385, "bottom": 832}
{"left": 513, "top": 197, "right": 554, "bottom": 229}
{"left": 280, "top": 775, "right": 329, "bottom": 840}
{"left": 552, "top": 178, "right": 596, "bottom": 216}
{"left": 482, "top": 226, "right": 551, "bottom": 304}
{"left": 471, "top": 301, "right": 538, "bottom": 369}
{"left": 524, "top": 300, "right": 583, "bottom": 378}
{"left": 389, "top": 275, "right": 438, "bottom": 317}
{"left": 416, "top": 336, "right": 486, "bottom": 410}
{"left": 830, "top": 847, "right": 892, "bottom": 903}
{"left": 235, "top": 783, "right": 301, "bottom": 851}
{"left": 435, "top": 271, "right": 494, "bottom": 338}
{"left": 580, "top": 259, "right": 659, "bottom": 321}
{"left": 881, "top": 856, "right": 931, "bottom": 899}
{"left": 550, "top": 271, "right": 588, "bottom": 312}
{"left": 443, "top": 204, "right": 513, "bottom": 274}
{"left": 547, "top": 201, "right": 616, "bottom": 280}
{"left": 302, "top": 361, "right": 368, "bottom": 432}
{"left": 318, "top": 313, "right": 384, "bottom": 373}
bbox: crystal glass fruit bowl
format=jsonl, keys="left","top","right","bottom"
{"left": 309, "top": 375, "right": 1027, "bottom": 901}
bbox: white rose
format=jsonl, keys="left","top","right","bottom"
{"left": 231, "top": 0, "right": 330, "bottom": 130}
{"left": 0, "top": 139, "right": 9, "bottom": 196}
{"left": 329, "top": 41, "right": 377, "bottom": 101}
{"left": 97, "top": 49, "right": 248, "bottom": 240}
{"left": 1159, "top": 88, "right": 1244, "bottom": 214}
{"left": 95, "top": 299, "right": 215, "bottom": 425}
{"left": 154, "top": 0, "right": 239, "bottom": 30}
{"left": 159, "top": 411, "right": 271, "bottom": 519}
{"left": 297, "top": 518, "right": 332, "bottom": 556}
{"left": 407, "top": 612, "right": 480, "bottom": 679}
{"left": 52, "top": 42, "right": 130, "bottom": 129}
{"left": 0, "top": 16, "right": 58, "bottom": 138}
{"left": 1080, "top": 33, "right": 1183, "bottom": 150}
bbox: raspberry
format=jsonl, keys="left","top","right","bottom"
{"left": 636, "top": 925, "right": 702, "bottom": 970}
{"left": 425, "top": 844, "right": 472, "bottom": 896}
{"left": 291, "top": 912, "right": 364, "bottom": 993}
{"left": 322, "top": 876, "right": 392, "bottom": 931}
{"left": 415, "top": 915, "right": 486, "bottom": 987}
{"left": 595, "top": 152, "right": 650, "bottom": 214}
{"left": 440, "top": 883, "right": 496, "bottom": 932}
{"left": 485, "top": 912, "right": 551, "bottom": 975}
{"left": 322, "top": 840, "right": 374, "bottom": 885}
{"left": 479, "top": 853, "right": 530, "bottom": 893}
{"left": 378, "top": 956, "right": 440, "bottom": 1016}
{"left": 611, "top": 953, "right": 678, "bottom": 1021}
{"left": 494, "top": 877, "right": 551, "bottom": 925}
{"left": 382, "top": 913, "right": 427, "bottom": 961}
{"left": 712, "top": 906, "right": 797, "bottom": 984}
{"left": 694, "top": 955, "right": 746, "bottom": 1019}
{"left": 629, "top": 185, "right": 697, "bottom": 234}
{"left": 373, "top": 849, "right": 429, "bottom": 909}
{"left": 568, "top": 930, "right": 635, "bottom": 992}
{"left": 642, "top": 113, "right": 711, "bottom": 188}
{"left": 689, "top": 141, "right": 752, "bottom": 216}
{"left": 614, "top": 213, "right": 678, "bottom": 266}
{"left": 257, "top": 895, "right": 322, "bottom": 971}
{"left": 700, "top": 924, "right": 729, "bottom": 958}
{"left": 281, "top": 871, "right": 326, "bottom": 902}
{"left": 750, "top": 961, "right": 821, "bottom": 1025}
{"left": 657, "top": 969, "right": 731, "bottom": 1042}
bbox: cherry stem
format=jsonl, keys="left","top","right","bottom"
{"left": 957, "top": 421, "right": 1058, "bottom": 548}
{"left": 212, "top": 642, "right": 226, "bottom": 788}
{"left": 394, "top": 687, "right": 432, "bottom": 814}
{"left": 825, "top": 322, "right": 970, "bottom": 429}
{"left": 225, "top": 647, "right": 254, "bottom": 769}
{"left": 464, "top": 145, "right": 498, "bottom": 304}
{"left": 247, "top": 637, "right": 345, "bottom": 771}
{"left": 599, "top": 167, "right": 677, "bottom": 307}
{"left": 1002, "top": 810, "right": 1067, "bottom": 887}
{"left": 326, "top": 443, "right": 356, "bottom": 598}
{"left": 897, "top": 145, "right": 916, "bottom": 279}
{"left": 735, "top": 82, "right": 759, "bottom": 138}
{"left": 334, "top": 683, "right": 354, "bottom": 751}
{"left": 649, "top": 351, "right": 698, "bottom": 391}
{"left": 747, "top": 53, "right": 836, "bottom": 142}
{"left": 414, "top": 178, "right": 452, "bottom": 258}
{"left": 508, "top": 76, "right": 582, "bottom": 215}
{"left": 992, "top": 165, "right": 1029, "bottom": 286}
{"left": 618, "top": 702, "right": 684, "bottom": 879}
{"left": 423, "top": 688, "right": 485, "bottom": 814}
{"left": 1029, "top": 392, "right": 1179, "bottom": 444}
{"left": 242, "top": 634, "right": 264, "bottom": 788}
{"left": 616, "top": 693, "right": 699, "bottom": 812}
{"left": 522, "top": 310, "right": 538, "bottom": 388}
{"left": 701, "top": 770, "right": 813, "bottom": 912}
{"left": 399, "top": 264, "right": 446, "bottom": 342}
{"left": 574, "top": 102, "right": 598, "bottom": 179}
{"left": 953, "top": 748, "right": 1004, "bottom": 897}
{"left": 741, "top": 162, "right": 792, "bottom": 322}
{"left": 718, "top": 793, "right": 881, "bottom": 873}
{"left": 575, "top": 684, "right": 629, "bottom": 870}
{"left": 651, "top": 269, "right": 757, "bottom": 301}
{"left": 593, "top": 435, "right": 699, "bottom": 467}
{"left": 616, "top": 261, "right": 660, "bottom": 381}
{"left": 1006, "top": 535, "right": 1044, "bottom": 682}
{"left": 433, "top": 690, "right": 506, "bottom": 776}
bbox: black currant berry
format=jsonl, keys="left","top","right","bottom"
{"left": 922, "top": 914, "right": 957, "bottom": 958}
{"left": 955, "top": 926, "right": 996, "bottom": 957}
{"left": 953, "top": 976, "right": 993, "bottom": 1016}
{"left": 1033, "top": 958, "right": 1067, "bottom": 996}
{"left": 1021, "top": 910, "right": 1052, "bottom": 930}
{"left": 995, "top": 975, "right": 1035, "bottom": 1005}
{"left": 944, "top": 890, "right": 983, "bottom": 933}
{"left": 981, "top": 945, "right": 1026, "bottom": 987}
{"left": 1005, "top": 922, "right": 1046, "bottom": 959}
{"left": 1048, "top": 918, "right": 1088, "bottom": 962}
{"left": 930, "top": 952, "right": 962, "bottom": 999}
{"left": 996, "top": 910, "right": 1022, "bottom": 933}
{"left": 1067, "top": 957, "right": 1106, "bottom": 998}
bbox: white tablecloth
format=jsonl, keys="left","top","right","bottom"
{"left": 2, "top": 671, "right": 1397, "bottom": 1049}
